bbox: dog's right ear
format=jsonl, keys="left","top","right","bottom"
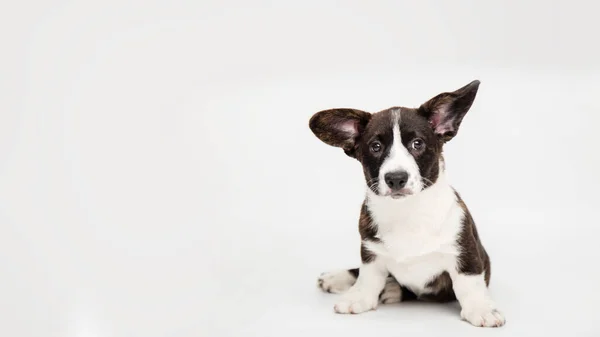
{"left": 309, "top": 108, "right": 372, "bottom": 158}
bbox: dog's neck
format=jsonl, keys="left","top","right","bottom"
{"left": 365, "top": 165, "right": 457, "bottom": 232}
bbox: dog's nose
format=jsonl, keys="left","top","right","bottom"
{"left": 384, "top": 171, "right": 409, "bottom": 190}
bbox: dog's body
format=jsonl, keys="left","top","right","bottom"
{"left": 309, "top": 80, "right": 505, "bottom": 327}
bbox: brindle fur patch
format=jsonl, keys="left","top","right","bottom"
{"left": 358, "top": 202, "right": 380, "bottom": 263}
{"left": 455, "top": 190, "right": 491, "bottom": 285}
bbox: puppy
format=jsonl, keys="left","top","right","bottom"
{"left": 309, "top": 80, "right": 505, "bottom": 327}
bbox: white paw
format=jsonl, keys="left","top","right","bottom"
{"left": 334, "top": 289, "right": 378, "bottom": 314}
{"left": 379, "top": 278, "right": 402, "bottom": 304}
{"left": 317, "top": 270, "right": 356, "bottom": 294}
{"left": 461, "top": 304, "right": 506, "bottom": 327}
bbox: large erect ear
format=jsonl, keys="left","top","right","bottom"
{"left": 309, "top": 108, "right": 372, "bottom": 157}
{"left": 418, "top": 80, "right": 480, "bottom": 142}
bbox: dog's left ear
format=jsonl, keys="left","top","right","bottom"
{"left": 418, "top": 80, "right": 480, "bottom": 142}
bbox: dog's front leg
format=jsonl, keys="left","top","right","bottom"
{"left": 449, "top": 271, "right": 505, "bottom": 327}
{"left": 333, "top": 256, "right": 387, "bottom": 314}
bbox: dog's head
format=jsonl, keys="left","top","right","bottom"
{"left": 309, "top": 80, "right": 480, "bottom": 199}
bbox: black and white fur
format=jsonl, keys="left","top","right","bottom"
{"left": 309, "top": 80, "right": 505, "bottom": 327}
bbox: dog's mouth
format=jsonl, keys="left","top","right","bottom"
{"left": 388, "top": 188, "right": 414, "bottom": 199}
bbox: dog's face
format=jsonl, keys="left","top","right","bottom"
{"left": 309, "top": 80, "right": 480, "bottom": 198}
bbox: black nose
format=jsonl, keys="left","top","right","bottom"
{"left": 384, "top": 171, "right": 409, "bottom": 190}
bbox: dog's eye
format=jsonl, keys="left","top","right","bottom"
{"left": 411, "top": 138, "right": 425, "bottom": 151}
{"left": 370, "top": 141, "right": 382, "bottom": 153}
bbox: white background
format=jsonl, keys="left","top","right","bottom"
{"left": 1, "top": 1, "right": 599, "bottom": 336}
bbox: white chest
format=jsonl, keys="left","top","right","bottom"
{"left": 363, "top": 177, "right": 464, "bottom": 294}
{"left": 385, "top": 253, "right": 455, "bottom": 295}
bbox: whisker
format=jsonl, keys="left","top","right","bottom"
{"left": 366, "top": 178, "right": 379, "bottom": 185}
{"left": 421, "top": 176, "right": 435, "bottom": 187}
{"left": 366, "top": 178, "right": 379, "bottom": 192}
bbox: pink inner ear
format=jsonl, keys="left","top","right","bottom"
{"left": 430, "top": 114, "right": 441, "bottom": 128}
{"left": 430, "top": 103, "right": 453, "bottom": 135}
{"left": 338, "top": 120, "right": 358, "bottom": 136}
{"left": 434, "top": 119, "right": 453, "bottom": 135}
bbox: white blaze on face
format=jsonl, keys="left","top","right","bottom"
{"left": 378, "top": 109, "right": 423, "bottom": 196}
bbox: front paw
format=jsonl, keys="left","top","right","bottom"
{"left": 461, "top": 304, "right": 506, "bottom": 327}
{"left": 334, "top": 290, "right": 378, "bottom": 314}
{"left": 318, "top": 270, "right": 355, "bottom": 294}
